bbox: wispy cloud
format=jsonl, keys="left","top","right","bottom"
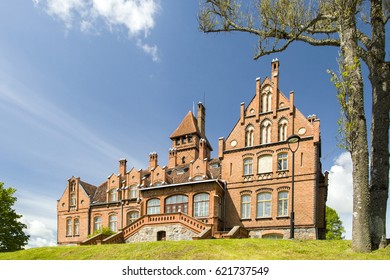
{"left": 15, "top": 190, "right": 57, "bottom": 248}
{"left": 33, "top": 0, "right": 160, "bottom": 61}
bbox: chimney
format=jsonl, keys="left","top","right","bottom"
{"left": 240, "top": 102, "right": 245, "bottom": 125}
{"left": 197, "top": 102, "right": 206, "bottom": 137}
{"left": 119, "top": 158, "right": 127, "bottom": 176}
{"left": 218, "top": 137, "right": 224, "bottom": 159}
{"left": 256, "top": 77, "right": 261, "bottom": 122}
{"left": 149, "top": 152, "right": 158, "bottom": 171}
{"left": 199, "top": 138, "right": 207, "bottom": 159}
{"left": 289, "top": 91, "right": 295, "bottom": 135}
{"left": 168, "top": 148, "right": 177, "bottom": 168}
{"left": 271, "top": 59, "right": 280, "bottom": 117}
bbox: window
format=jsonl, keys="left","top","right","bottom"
{"left": 241, "top": 195, "right": 251, "bottom": 219}
{"left": 261, "top": 120, "right": 272, "bottom": 144}
{"left": 73, "top": 218, "right": 80, "bottom": 236}
{"left": 278, "top": 191, "right": 289, "bottom": 216}
{"left": 109, "top": 215, "right": 117, "bottom": 232}
{"left": 262, "top": 233, "right": 283, "bottom": 239}
{"left": 165, "top": 195, "right": 188, "bottom": 214}
{"left": 261, "top": 92, "right": 272, "bottom": 113}
{"left": 66, "top": 219, "right": 72, "bottom": 236}
{"left": 277, "top": 153, "right": 288, "bottom": 171}
{"left": 278, "top": 119, "right": 288, "bottom": 141}
{"left": 258, "top": 155, "right": 272, "bottom": 174}
{"left": 93, "top": 216, "right": 102, "bottom": 232}
{"left": 109, "top": 188, "right": 118, "bottom": 202}
{"left": 257, "top": 193, "right": 272, "bottom": 218}
{"left": 127, "top": 211, "right": 139, "bottom": 225}
{"left": 243, "top": 158, "right": 253, "bottom": 175}
{"left": 147, "top": 199, "right": 160, "bottom": 215}
{"left": 70, "top": 193, "right": 76, "bottom": 206}
{"left": 129, "top": 185, "right": 137, "bottom": 199}
{"left": 245, "top": 125, "right": 254, "bottom": 147}
{"left": 194, "top": 193, "right": 209, "bottom": 217}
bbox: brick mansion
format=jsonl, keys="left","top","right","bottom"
{"left": 57, "top": 60, "right": 328, "bottom": 245}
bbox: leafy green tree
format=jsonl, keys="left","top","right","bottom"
{"left": 326, "top": 206, "right": 345, "bottom": 240}
{"left": 0, "top": 182, "right": 29, "bottom": 252}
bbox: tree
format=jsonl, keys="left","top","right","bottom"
{"left": 326, "top": 206, "right": 345, "bottom": 240}
{"left": 199, "top": 0, "right": 389, "bottom": 252}
{"left": 0, "top": 182, "right": 29, "bottom": 252}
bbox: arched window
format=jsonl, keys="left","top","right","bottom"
{"left": 278, "top": 118, "right": 288, "bottom": 141}
{"left": 241, "top": 195, "right": 251, "bottom": 219}
{"left": 257, "top": 193, "right": 272, "bottom": 218}
{"left": 245, "top": 125, "right": 254, "bottom": 147}
{"left": 93, "top": 216, "right": 102, "bottom": 232}
{"left": 147, "top": 199, "right": 160, "bottom": 215}
{"left": 277, "top": 153, "right": 288, "bottom": 171}
{"left": 109, "top": 188, "right": 118, "bottom": 202}
{"left": 194, "top": 193, "right": 209, "bottom": 217}
{"left": 127, "top": 211, "right": 139, "bottom": 225}
{"left": 243, "top": 158, "right": 253, "bottom": 175}
{"left": 165, "top": 195, "right": 188, "bottom": 214}
{"left": 66, "top": 219, "right": 72, "bottom": 236}
{"left": 261, "top": 120, "right": 272, "bottom": 144}
{"left": 278, "top": 191, "right": 289, "bottom": 216}
{"left": 73, "top": 218, "right": 80, "bottom": 236}
{"left": 129, "top": 185, "right": 137, "bottom": 199}
{"left": 261, "top": 92, "right": 272, "bottom": 113}
{"left": 109, "top": 215, "right": 117, "bottom": 232}
{"left": 258, "top": 154, "right": 273, "bottom": 174}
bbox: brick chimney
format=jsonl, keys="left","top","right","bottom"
{"left": 168, "top": 148, "right": 177, "bottom": 168}
{"left": 271, "top": 58, "right": 280, "bottom": 117}
{"left": 197, "top": 102, "right": 206, "bottom": 137}
{"left": 119, "top": 158, "right": 127, "bottom": 176}
{"left": 149, "top": 152, "right": 158, "bottom": 171}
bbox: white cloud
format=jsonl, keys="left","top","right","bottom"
{"left": 15, "top": 190, "right": 57, "bottom": 248}
{"left": 33, "top": 0, "right": 160, "bottom": 61}
{"left": 137, "top": 39, "right": 159, "bottom": 62}
{"left": 327, "top": 152, "right": 353, "bottom": 239}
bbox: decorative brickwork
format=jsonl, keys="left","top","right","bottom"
{"left": 57, "top": 60, "right": 328, "bottom": 245}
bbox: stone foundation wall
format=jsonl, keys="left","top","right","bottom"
{"left": 248, "top": 227, "right": 317, "bottom": 240}
{"left": 125, "top": 224, "right": 198, "bottom": 243}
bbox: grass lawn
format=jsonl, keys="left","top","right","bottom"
{"left": 1, "top": 239, "right": 390, "bottom": 260}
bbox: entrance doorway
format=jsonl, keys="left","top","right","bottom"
{"left": 157, "top": 231, "right": 166, "bottom": 241}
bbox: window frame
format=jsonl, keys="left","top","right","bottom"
{"left": 193, "top": 193, "right": 210, "bottom": 218}
{"left": 277, "top": 153, "right": 288, "bottom": 171}
{"left": 147, "top": 198, "right": 161, "bottom": 215}
{"left": 278, "top": 191, "right": 289, "bottom": 217}
{"left": 243, "top": 158, "right": 253, "bottom": 175}
{"left": 257, "top": 192, "right": 272, "bottom": 218}
{"left": 165, "top": 195, "right": 188, "bottom": 214}
{"left": 241, "top": 194, "right": 251, "bottom": 219}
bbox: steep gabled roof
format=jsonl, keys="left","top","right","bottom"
{"left": 170, "top": 111, "right": 201, "bottom": 139}
{"left": 79, "top": 180, "right": 97, "bottom": 197}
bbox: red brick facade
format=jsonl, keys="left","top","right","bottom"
{"left": 57, "top": 60, "right": 328, "bottom": 245}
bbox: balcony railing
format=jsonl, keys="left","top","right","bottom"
{"left": 122, "top": 212, "right": 208, "bottom": 240}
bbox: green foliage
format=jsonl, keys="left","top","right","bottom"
{"left": 87, "top": 227, "right": 115, "bottom": 239}
{"left": 0, "top": 182, "right": 29, "bottom": 252}
{"left": 326, "top": 206, "right": 346, "bottom": 240}
{"left": 327, "top": 54, "right": 361, "bottom": 151}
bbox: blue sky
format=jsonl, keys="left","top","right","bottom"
{"left": 0, "top": 0, "right": 387, "bottom": 247}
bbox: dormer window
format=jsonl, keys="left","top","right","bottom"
{"left": 188, "top": 135, "right": 193, "bottom": 142}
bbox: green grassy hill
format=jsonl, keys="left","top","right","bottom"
{"left": 1, "top": 239, "right": 389, "bottom": 260}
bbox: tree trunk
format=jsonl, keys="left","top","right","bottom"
{"left": 339, "top": 0, "right": 371, "bottom": 252}
{"left": 368, "top": 0, "right": 389, "bottom": 250}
